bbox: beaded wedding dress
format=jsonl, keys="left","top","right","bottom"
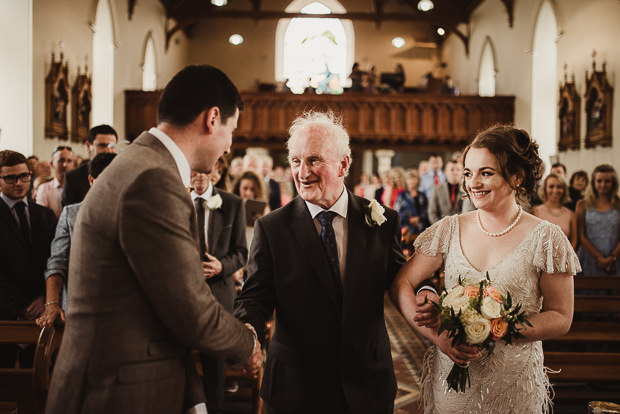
{"left": 415, "top": 215, "right": 581, "bottom": 414}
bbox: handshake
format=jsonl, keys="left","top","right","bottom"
{"left": 241, "top": 323, "right": 264, "bottom": 374}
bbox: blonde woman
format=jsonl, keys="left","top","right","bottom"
{"left": 576, "top": 164, "right": 620, "bottom": 275}
{"left": 533, "top": 173, "right": 577, "bottom": 249}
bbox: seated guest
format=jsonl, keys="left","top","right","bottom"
{"left": 37, "top": 153, "right": 117, "bottom": 328}
{"left": 36, "top": 146, "right": 75, "bottom": 217}
{"left": 210, "top": 157, "right": 231, "bottom": 191}
{"left": 0, "top": 150, "right": 57, "bottom": 367}
{"left": 566, "top": 169, "right": 588, "bottom": 211}
{"left": 395, "top": 169, "right": 429, "bottom": 236}
{"left": 191, "top": 167, "right": 248, "bottom": 414}
{"left": 428, "top": 160, "right": 465, "bottom": 224}
{"left": 61, "top": 124, "right": 118, "bottom": 206}
{"left": 550, "top": 162, "right": 568, "bottom": 179}
{"left": 533, "top": 173, "right": 577, "bottom": 249}
{"left": 576, "top": 164, "right": 620, "bottom": 275}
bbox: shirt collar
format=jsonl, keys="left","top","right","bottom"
{"left": 0, "top": 193, "right": 28, "bottom": 209}
{"left": 305, "top": 186, "right": 348, "bottom": 219}
{"left": 149, "top": 127, "right": 191, "bottom": 188}
{"left": 191, "top": 183, "right": 214, "bottom": 201}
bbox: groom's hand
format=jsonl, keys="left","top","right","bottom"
{"left": 242, "top": 323, "right": 263, "bottom": 375}
{"left": 413, "top": 290, "right": 440, "bottom": 328}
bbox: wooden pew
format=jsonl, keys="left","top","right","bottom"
{"left": 0, "top": 321, "right": 64, "bottom": 414}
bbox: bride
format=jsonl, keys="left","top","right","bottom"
{"left": 391, "top": 125, "right": 580, "bottom": 413}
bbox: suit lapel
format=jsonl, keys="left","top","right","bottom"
{"left": 207, "top": 189, "right": 222, "bottom": 254}
{"left": 290, "top": 197, "right": 340, "bottom": 307}
{"left": 343, "top": 191, "right": 368, "bottom": 293}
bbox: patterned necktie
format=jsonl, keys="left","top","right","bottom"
{"left": 195, "top": 197, "right": 207, "bottom": 258}
{"left": 13, "top": 201, "right": 30, "bottom": 243}
{"left": 316, "top": 211, "right": 343, "bottom": 297}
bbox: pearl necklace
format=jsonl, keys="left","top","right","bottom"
{"left": 477, "top": 205, "right": 523, "bottom": 237}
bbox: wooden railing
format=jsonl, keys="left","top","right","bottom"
{"left": 124, "top": 90, "right": 514, "bottom": 151}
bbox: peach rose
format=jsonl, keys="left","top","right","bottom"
{"left": 484, "top": 286, "right": 503, "bottom": 304}
{"left": 463, "top": 286, "right": 480, "bottom": 298}
{"left": 491, "top": 318, "right": 508, "bottom": 339}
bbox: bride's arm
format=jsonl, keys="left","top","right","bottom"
{"left": 390, "top": 253, "right": 480, "bottom": 364}
{"left": 519, "top": 272, "right": 574, "bottom": 341}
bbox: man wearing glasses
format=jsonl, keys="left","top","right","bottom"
{"left": 36, "top": 145, "right": 75, "bottom": 217}
{"left": 61, "top": 124, "right": 118, "bottom": 206}
{"left": 0, "top": 150, "right": 57, "bottom": 367}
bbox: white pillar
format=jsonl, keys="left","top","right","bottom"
{"left": 361, "top": 150, "right": 374, "bottom": 176}
{"left": 375, "top": 149, "right": 395, "bottom": 175}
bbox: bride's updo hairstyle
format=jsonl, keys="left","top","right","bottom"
{"left": 462, "top": 125, "right": 544, "bottom": 206}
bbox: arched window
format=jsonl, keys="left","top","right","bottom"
{"left": 276, "top": 0, "right": 354, "bottom": 94}
{"left": 531, "top": 1, "right": 558, "bottom": 170}
{"left": 142, "top": 33, "right": 157, "bottom": 91}
{"left": 478, "top": 38, "right": 496, "bottom": 97}
{"left": 92, "top": 0, "right": 115, "bottom": 125}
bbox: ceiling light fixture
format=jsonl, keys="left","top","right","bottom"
{"left": 229, "top": 34, "right": 243, "bottom": 45}
{"left": 437, "top": 27, "right": 446, "bottom": 36}
{"left": 392, "top": 37, "right": 406, "bottom": 48}
{"left": 417, "top": 0, "right": 434, "bottom": 12}
{"left": 211, "top": 0, "right": 227, "bottom": 6}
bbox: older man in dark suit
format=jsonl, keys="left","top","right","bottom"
{"left": 46, "top": 65, "right": 262, "bottom": 414}
{"left": 235, "top": 111, "right": 437, "bottom": 414}
{"left": 0, "top": 150, "right": 57, "bottom": 367}
{"left": 190, "top": 168, "right": 247, "bottom": 414}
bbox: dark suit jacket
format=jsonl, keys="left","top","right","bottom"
{"left": 46, "top": 132, "right": 254, "bottom": 414}
{"left": 203, "top": 189, "right": 247, "bottom": 312}
{"left": 0, "top": 199, "right": 57, "bottom": 319}
{"left": 235, "top": 191, "right": 405, "bottom": 414}
{"left": 266, "top": 177, "right": 281, "bottom": 211}
{"left": 61, "top": 161, "right": 90, "bottom": 206}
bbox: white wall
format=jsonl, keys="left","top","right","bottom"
{"left": 442, "top": 0, "right": 620, "bottom": 174}
{"left": 0, "top": 0, "right": 33, "bottom": 155}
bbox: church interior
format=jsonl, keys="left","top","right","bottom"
{"left": 1, "top": 0, "right": 619, "bottom": 413}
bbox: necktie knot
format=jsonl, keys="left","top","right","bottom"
{"left": 317, "top": 210, "right": 338, "bottom": 227}
{"left": 14, "top": 201, "right": 26, "bottom": 213}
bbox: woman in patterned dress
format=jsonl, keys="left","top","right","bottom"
{"left": 391, "top": 125, "right": 580, "bottom": 414}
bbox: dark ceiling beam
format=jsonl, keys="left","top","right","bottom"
{"left": 170, "top": 9, "right": 467, "bottom": 25}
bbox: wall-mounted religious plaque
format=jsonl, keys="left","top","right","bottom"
{"left": 71, "top": 65, "right": 92, "bottom": 143}
{"left": 558, "top": 70, "right": 580, "bottom": 151}
{"left": 584, "top": 55, "right": 613, "bottom": 148}
{"left": 45, "top": 53, "right": 70, "bottom": 139}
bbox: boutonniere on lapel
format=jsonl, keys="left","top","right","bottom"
{"left": 364, "top": 199, "right": 387, "bottom": 227}
{"left": 206, "top": 194, "right": 223, "bottom": 210}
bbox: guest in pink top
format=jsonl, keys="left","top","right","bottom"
{"left": 35, "top": 146, "right": 74, "bottom": 218}
{"left": 533, "top": 172, "right": 577, "bottom": 249}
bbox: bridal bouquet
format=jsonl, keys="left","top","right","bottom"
{"left": 433, "top": 273, "right": 532, "bottom": 392}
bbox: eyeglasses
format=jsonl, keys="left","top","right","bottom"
{"left": 0, "top": 173, "right": 32, "bottom": 184}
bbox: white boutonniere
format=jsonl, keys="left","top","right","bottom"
{"left": 206, "top": 194, "right": 223, "bottom": 210}
{"left": 365, "top": 199, "right": 387, "bottom": 227}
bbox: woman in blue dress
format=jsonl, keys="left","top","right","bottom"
{"left": 576, "top": 164, "right": 620, "bottom": 275}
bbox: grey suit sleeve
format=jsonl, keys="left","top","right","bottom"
{"left": 217, "top": 198, "right": 248, "bottom": 279}
{"left": 45, "top": 206, "right": 71, "bottom": 281}
{"left": 234, "top": 218, "right": 276, "bottom": 346}
{"left": 119, "top": 169, "right": 254, "bottom": 365}
{"left": 428, "top": 186, "right": 440, "bottom": 224}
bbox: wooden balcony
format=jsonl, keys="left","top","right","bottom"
{"left": 125, "top": 91, "right": 514, "bottom": 151}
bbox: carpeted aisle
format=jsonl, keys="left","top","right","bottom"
{"left": 384, "top": 295, "right": 428, "bottom": 414}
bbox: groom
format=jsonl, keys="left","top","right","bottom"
{"left": 235, "top": 111, "right": 436, "bottom": 414}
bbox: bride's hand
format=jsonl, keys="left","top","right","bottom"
{"left": 435, "top": 333, "right": 481, "bottom": 365}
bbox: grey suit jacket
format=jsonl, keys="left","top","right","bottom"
{"left": 428, "top": 182, "right": 465, "bottom": 224}
{"left": 46, "top": 132, "right": 254, "bottom": 414}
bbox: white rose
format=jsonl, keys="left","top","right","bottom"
{"left": 464, "top": 315, "right": 491, "bottom": 344}
{"left": 459, "top": 308, "right": 479, "bottom": 324}
{"left": 368, "top": 199, "right": 387, "bottom": 226}
{"left": 207, "top": 194, "right": 223, "bottom": 210}
{"left": 442, "top": 286, "right": 469, "bottom": 313}
{"left": 480, "top": 296, "right": 502, "bottom": 319}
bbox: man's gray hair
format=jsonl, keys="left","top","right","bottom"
{"left": 287, "top": 111, "right": 352, "bottom": 166}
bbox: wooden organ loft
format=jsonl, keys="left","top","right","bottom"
{"left": 125, "top": 90, "right": 514, "bottom": 153}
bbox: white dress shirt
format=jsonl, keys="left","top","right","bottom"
{"left": 305, "top": 186, "right": 348, "bottom": 279}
